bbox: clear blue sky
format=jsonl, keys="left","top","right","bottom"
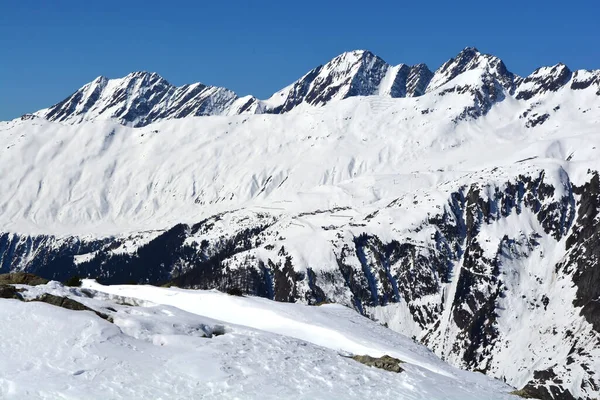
{"left": 1, "top": 0, "right": 599, "bottom": 120}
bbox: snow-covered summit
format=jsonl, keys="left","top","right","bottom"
{"left": 36, "top": 70, "right": 239, "bottom": 127}
{"left": 426, "top": 47, "right": 515, "bottom": 92}
{"left": 515, "top": 63, "right": 573, "bottom": 100}
{"left": 260, "top": 49, "right": 434, "bottom": 114}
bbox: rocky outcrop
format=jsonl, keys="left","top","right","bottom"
{"left": 350, "top": 354, "right": 404, "bottom": 373}
{"left": 33, "top": 293, "right": 111, "bottom": 321}
{"left": 515, "top": 64, "right": 573, "bottom": 101}
{"left": 0, "top": 272, "right": 48, "bottom": 286}
{"left": 0, "top": 284, "right": 23, "bottom": 300}
{"left": 558, "top": 172, "right": 600, "bottom": 331}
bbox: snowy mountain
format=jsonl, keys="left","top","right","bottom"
{"left": 426, "top": 47, "right": 515, "bottom": 92}
{"left": 258, "top": 50, "right": 434, "bottom": 113}
{"left": 2, "top": 47, "right": 600, "bottom": 399}
{"left": 33, "top": 47, "right": 600, "bottom": 129}
{"left": 35, "top": 71, "right": 240, "bottom": 127}
{"left": 34, "top": 49, "right": 438, "bottom": 126}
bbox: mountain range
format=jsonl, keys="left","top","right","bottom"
{"left": 2, "top": 47, "right": 600, "bottom": 399}
{"left": 32, "top": 47, "right": 600, "bottom": 127}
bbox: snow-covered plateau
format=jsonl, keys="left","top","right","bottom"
{"left": 1, "top": 47, "right": 600, "bottom": 399}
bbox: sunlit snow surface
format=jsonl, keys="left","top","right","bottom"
{"left": 0, "top": 281, "right": 516, "bottom": 399}
{"left": 1, "top": 74, "right": 598, "bottom": 235}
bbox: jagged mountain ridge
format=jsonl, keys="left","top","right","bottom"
{"left": 36, "top": 71, "right": 242, "bottom": 127}
{"left": 31, "top": 47, "right": 600, "bottom": 127}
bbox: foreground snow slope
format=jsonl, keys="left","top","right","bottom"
{"left": 0, "top": 282, "right": 516, "bottom": 399}
{"left": 80, "top": 281, "right": 460, "bottom": 376}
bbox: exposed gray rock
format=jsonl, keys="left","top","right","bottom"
{"left": 0, "top": 284, "right": 23, "bottom": 300}
{"left": 350, "top": 354, "right": 404, "bottom": 373}
{"left": 33, "top": 293, "right": 112, "bottom": 322}
{"left": 0, "top": 272, "right": 48, "bottom": 286}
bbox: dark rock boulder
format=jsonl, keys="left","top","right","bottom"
{"left": 0, "top": 284, "right": 23, "bottom": 300}
{"left": 350, "top": 354, "right": 404, "bottom": 373}
{"left": 0, "top": 272, "right": 48, "bottom": 286}
{"left": 33, "top": 293, "right": 112, "bottom": 322}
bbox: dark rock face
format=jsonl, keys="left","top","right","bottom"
{"left": 269, "top": 67, "right": 324, "bottom": 114}
{"left": 518, "top": 368, "right": 576, "bottom": 400}
{"left": 406, "top": 64, "right": 434, "bottom": 97}
{"left": 525, "top": 113, "right": 550, "bottom": 128}
{"left": 558, "top": 172, "right": 600, "bottom": 331}
{"left": 571, "top": 70, "right": 600, "bottom": 90}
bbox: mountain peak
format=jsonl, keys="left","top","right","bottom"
{"left": 126, "top": 70, "right": 159, "bottom": 77}
{"left": 334, "top": 49, "right": 375, "bottom": 59}
{"left": 37, "top": 71, "right": 238, "bottom": 126}
{"left": 122, "top": 71, "right": 167, "bottom": 84}
{"left": 426, "top": 47, "right": 514, "bottom": 92}
{"left": 265, "top": 49, "right": 434, "bottom": 112}
{"left": 459, "top": 46, "right": 480, "bottom": 55}
{"left": 515, "top": 62, "right": 573, "bottom": 100}
{"left": 324, "top": 49, "right": 381, "bottom": 73}
{"left": 92, "top": 75, "right": 109, "bottom": 83}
